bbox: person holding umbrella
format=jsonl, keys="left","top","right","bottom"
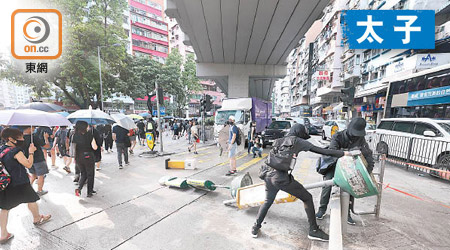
{"left": 0, "top": 128, "right": 52, "bottom": 244}
{"left": 73, "top": 121, "right": 98, "bottom": 197}
{"left": 21, "top": 126, "right": 50, "bottom": 196}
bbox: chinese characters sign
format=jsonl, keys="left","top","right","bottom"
{"left": 407, "top": 86, "right": 450, "bottom": 106}
{"left": 315, "top": 71, "right": 330, "bottom": 81}
{"left": 342, "top": 10, "right": 435, "bottom": 49}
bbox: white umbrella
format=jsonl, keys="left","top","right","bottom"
{"left": 67, "top": 106, "right": 114, "bottom": 125}
{"left": 111, "top": 113, "right": 137, "bottom": 130}
{"left": 0, "top": 109, "right": 71, "bottom": 127}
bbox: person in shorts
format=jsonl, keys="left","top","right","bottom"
{"left": 21, "top": 126, "right": 50, "bottom": 196}
{"left": 226, "top": 116, "right": 239, "bottom": 176}
{"left": 54, "top": 126, "right": 71, "bottom": 173}
{"left": 129, "top": 128, "right": 137, "bottom": 154}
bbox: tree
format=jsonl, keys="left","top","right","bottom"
{"left": 0, "top": 0, "right": 130, "bottom": 109}
{"left": 179, "top": 53, "right": 202, "bottom": 115}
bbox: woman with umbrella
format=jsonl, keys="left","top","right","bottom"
{"left": 0, "top": 128, "right": 52, "bottom": 244}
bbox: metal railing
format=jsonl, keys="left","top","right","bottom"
{"left": 367, "top": 133, "right": 450, "bottom": 180}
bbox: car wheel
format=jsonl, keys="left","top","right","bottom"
{"left": 376, "top": 141, "right": 389, "bottom": 156}
{"left": 430, "top": 163, "right": 450, "bottom": 179}
{"left": 322, "top": 131, "right": 326, "bottom": 140}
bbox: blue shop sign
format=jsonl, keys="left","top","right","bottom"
{"left": 341, "top": 10, "right": 435, "bottom": 49}
{"left": 407, "top": 86, "right": 450, "bottom": 106}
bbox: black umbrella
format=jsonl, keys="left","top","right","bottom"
{"left": 18, "top": 102, "right": 65, "bottom": 112}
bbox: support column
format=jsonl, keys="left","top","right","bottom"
{"left": 228, "top": 75, "right": 249, "bottom": 98}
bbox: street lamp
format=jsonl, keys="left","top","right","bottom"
{"left": 97, "top": 43, "right": 121, "bottom": 110}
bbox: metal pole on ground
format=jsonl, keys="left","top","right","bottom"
{"left": 329, "top": 186, "right": 343, "bottom": 250}
{"left": 340, "top": 189, "right": 350, "bottom": 234}
{"left": 155, "top": 78, "right": 163, "bottom": 154}
{"left": 375, "top": 154, "right": 386, "bottom": 218}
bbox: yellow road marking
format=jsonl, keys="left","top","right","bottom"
{"left": 217, "top": 152, "right": 249, "bottom": 166}
{"left": 294, "top": 158, "right": 313, "bottom": 182}
{"left": 177, "top": 146, "right": 212, "bottom": 156}
{"left": 237, "top": 153, "right": 268, "bottom": 171}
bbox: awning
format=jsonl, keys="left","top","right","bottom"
{"left": 355, "top": 85, "right": 388, "bottom": 98}
{"left": 323, "top": 103, "right": 338, "bottom": 112}
{"left": 313, "top": 105, "right": 323, "bottom": 112}
{"left": 333, "top": 102, "right": 344, "bottom": 112}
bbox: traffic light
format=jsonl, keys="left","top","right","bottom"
{"left": 340, "top": 86, "right": 355, "bottom": 106}
{"left": 200, "top": 96, "right": 205, "bottom": 113}
{"left": 147, "top": 93, "right": 156, "bottom": 111}
{"left": 205, "top": 95, "right": 212, "bottom": 112}
{"left": 156, "top": 87, "right": 164, "bottom": 105}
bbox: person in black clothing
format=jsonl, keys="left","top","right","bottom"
{"left": 0, "top": 128, "right": 51, "bottom": 244}
{"left": 316, "top": 117, "right": 374, "bottom": 225}
{"left": 137, "top": 120, "right": 146, "bottom": 146}
{"left": 72, "top": 121, "right": 98, "bottom": 198}
{"left": 103, "top": 125, "right": 113, "bottom": 153}
{"left": 252, "top": 124, "right": 357, "bottom": 241}
{"left": 112, "top": 125, "right": 130, "bottom": 169}
{"left": 92, "top": 126, "right": 103, "bottom": 171}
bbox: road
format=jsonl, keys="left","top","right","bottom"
{"left": 3, "top": 134, "right": 450, "bottom": 250}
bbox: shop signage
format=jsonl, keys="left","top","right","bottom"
{"left": 407, "top": 85, "right": 450, "bottom": 106}
{"left": 361, "top": 104, "right": 383, "bottom": 112}
{"left": 416, "top": 53, "right": 450, "bottom": 69}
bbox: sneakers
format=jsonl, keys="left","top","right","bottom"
{"left": 119, "top": 165, "right": 123, "bottom": 169}
{"left": 37, "top": 190, "right": 48, "bottom": 196}
{"left": 225, "top": 170, "right": 237, "bottom": 176}
{"left": 63, "top": 166, "right": 71, "bottom": 173}
{"left": 316, "top": 210, "right": 326, "bottom": 220}
{"left": 125, "top": 162, "right": 130, "bottom": 166}
{"left": 194, "top": 151, "right": 198, "bottom": 154}
{"left": 251, "top": 224, "right": 260, "bottom": 238}
{"left": 308, "top": 228, "right": 329, "bottom": 242}
{"left": 347, "top": 215, "right": 356, "bottom": 225}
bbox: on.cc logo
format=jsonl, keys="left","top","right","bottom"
{"left": 11, "top": 9, "right": 62, "bottom": 60}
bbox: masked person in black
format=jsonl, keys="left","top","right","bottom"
{"left": 315, "top": 117, "right": 374, "bottom": 225}
{"left": 252, "top": 124, "right": 356, "bottom": 241}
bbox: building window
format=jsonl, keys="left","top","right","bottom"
{"left": 134, "top": 0, "right": 162, "bottom": 10}
{"left": 132, "top": 26, "right": 168, "bottom": 42}
{"left": 130, "top": 13, "right": 167, "bottom": 31}
{"left": 132, "top": 39, "right": 168, "bottom": 53}
{"left": 129, "top": 6, "right": 163, "bottom": 21}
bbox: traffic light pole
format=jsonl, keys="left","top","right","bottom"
{"left": 155, "top": 78, "right": 164, "bottom": 154}
{"left": 201, "top": 94, "right": 206, "bottom": 144}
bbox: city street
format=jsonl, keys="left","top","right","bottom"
{"left": 3, "top": 135, "right": 449, "bottom": 250}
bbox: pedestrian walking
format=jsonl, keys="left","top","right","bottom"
{"left": 186, "top": 120, "right": 192, "bottom": 144}
{"left": 252, "top": 124, "right": 356, "bottom": 241}
{"left": 129, "top": 128, "right": 137, "bottom": 154}
{"left": 137, "top": 120, "right": 146, "bottom": 146}
{"left": 226, "top": 116, "right": 239, "bottom": 176}
{"left": 73, "top": 121, "right": 98, "bottom": 197}
{"left": 92, "top": 126, "right": 103, "bottom": 171}
{"left": 53, "top": 126, "right": 71, "bottom": 173}
{"left": 188, "top": 121, "right": 199, "bottom": 154}
{"left": 22, "top": 126, "right": 50, "bottom": 196}
{"left": 248, "top": 121, "right": 257, "bottom": 154}
{"left": 38, "top": 126, "right": 56, "bottom": 168}
{"left": 315, "top": 117, "right": 374, "bottom": 225}
{"left": 103, "top": 125, "right": 113, "bottom": 153}
{"left": 0, "top": 128, "right": 52, "bottom": 244}
{"left": 112, "top": 125, "right": 130, "bottom": 169}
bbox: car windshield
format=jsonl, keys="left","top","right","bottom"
{"left": 366, "top": 124, "right": 377, "bottom": 130}
{"left": 310, "top": 117, "right": 325, "bottom": 125}
{"left": 215, "top": 110, "right": 244, "bottom": 125}
{"left": 268, "top": 121, "right": 291, "bottom": 129}
{"left": 438, "top": 122, "right": 450, "bottom": 134}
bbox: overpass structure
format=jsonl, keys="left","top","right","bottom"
{"left": 166, "top": 0, "right": 329, "bottom": 101}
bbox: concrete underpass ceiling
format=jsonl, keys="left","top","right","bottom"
{"left": 166, "top": 0, "right": 329, "bottom": 65}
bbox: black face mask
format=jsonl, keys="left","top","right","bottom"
{"left": 229, "top": 121, "right": 234, "bottom": 125}
{"left": 11, "top": 139, "right": 25, "bottom": 147}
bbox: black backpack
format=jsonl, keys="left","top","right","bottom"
{"left": 265, "top": 137, "right": 296, "bottom": 172}
{"left": 234, "top": 126, "right": 242, "bottom": 146}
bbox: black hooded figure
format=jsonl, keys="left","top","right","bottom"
{"left": 252, "top": 124, "right": 348, "bottom": 241}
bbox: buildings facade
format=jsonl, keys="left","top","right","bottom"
{"left": 129, "top": 0, "right": 169, "bottom": 63}
{"left": 0, "top": 80, "right": 32, "bottom": 109}
{"left": 288, "top": 0, "right": 450, "bottom": 124}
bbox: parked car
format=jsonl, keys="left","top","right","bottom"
{"left": 365, "top": 123, "right": 377, "bottom": 143}
{"left": 375, "top": 118, "right": 450, "bottom": 168}
{"left": 262, "top": 120, "right": 296, "bottom": 147}
{"left": 322, "top": 120, "right": 348, "bottom": 140}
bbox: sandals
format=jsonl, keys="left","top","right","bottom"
{"left": 0, "top": 233, "right": 14, "bottom": 244}
{"left": 33, "top": 215, "right": 52, "bottom": 226}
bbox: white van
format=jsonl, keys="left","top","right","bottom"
{"left": 375, "top": 118, "right": 450, "bottom": 166}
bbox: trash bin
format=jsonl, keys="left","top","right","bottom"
{"left": 334, "top": 155, "right": 378, "bottom": 198}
